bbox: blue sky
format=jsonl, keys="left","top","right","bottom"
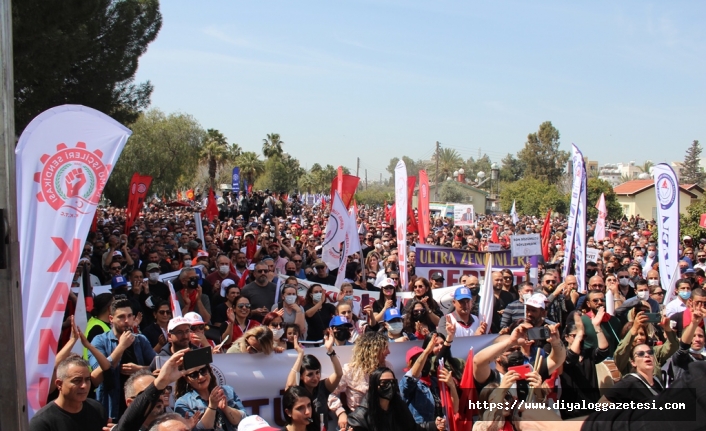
{"left": 134, "top": 0, "right": 706, "bottom": 181}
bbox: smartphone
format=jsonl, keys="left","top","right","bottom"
{"left": 527, "top": 327, "right": 550, "bottom": 341}
{"left": 645, "top": 313, "right": 661, "bottom": 324}
{"left": 507, "top": 364, "right": 532, "bottom": 380}
{"left": 183, "top": 347, "right": 213, "bottom": 370}
{"left": 361, "top": 294, "right": 370, "bottom": 309}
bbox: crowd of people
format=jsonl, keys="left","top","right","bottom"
{"left": 31, "top": 190, "right": 706, "bottom": 431}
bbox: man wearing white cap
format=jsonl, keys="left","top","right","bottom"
{"left": 524, "top": 293, "right": 549, "bottom": 328}
{"left": 149, "top": 316, "right": 197, "bottom": 371}
{"left": 236, "top": 414, "right": 280, "bottom": 431}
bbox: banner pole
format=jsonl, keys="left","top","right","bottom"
{"left": 0, "top": 0, "right": 30, "bottom": 427}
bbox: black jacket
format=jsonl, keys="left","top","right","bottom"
{"left": 347, "top": 397, "right": 437, "bottom": 431}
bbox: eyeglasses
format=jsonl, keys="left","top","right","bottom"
{"left": 236, "top": 303, "right": 251, "bottom": 309}
{"left": 590, "top": 298, "right": 606, "bottom": 303}
{"left": 652, "top": 291, "right": 665, "bottom": 295}
{"left": 503, "top": 276, "right": 513, "bottom": 280}
{"left": 246, "top": 339, "right": 260, "bottom": 354}
{"left": 590, "top": 284, "right": 605, "bottom": 288}
{"left": 110, "top": 266, "right": 122, "bottom": 271}
{"left": 157, "top": 310, "right": 172, "bottom": 316}
{"left": 293, "top": 260, "right": 302, "bottom": 263}
{"left": 255, "top": 269, "right": 268, "bottom": 273}
{"left": 191, "top": 325, "right": 205, "bottom": 331}
{"left": 186, "top": 367, "right": 210, "bottom": 380}
{"left": 414, "top": 284, "right": 425, "bottom": 289}
{"left": 378, "top": 378, "right": 398, "bottom": 390}
{"left": 619, "top": 276, "right": 630, "bottom": 280}
{"left": 634, "top": 349, "right": 654, "bottom": 358}
{"left": 544, "top": 280, "right": 556, "bottom": 285}
{"left": 170, "top": 329, "right": 192, "bottom": 337}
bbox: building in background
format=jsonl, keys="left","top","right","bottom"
{"left": 614, "top": 179, "right": 698, "bottom": 219}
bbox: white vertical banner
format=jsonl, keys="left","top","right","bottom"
{"left": 322, "top": 192, "right": 349, "bottom": 271}
{"left": 395, "top": 160, "right": 408, "bottom": 290}
{"left": 653, "top": 164, "right": 680, "bottom": 303}
{"left": 594, "top": 193, "right": 607, "bottom": 241}
{"left": 16, "top": 105, "right": 131, "bottom": 417}
{"left": 563, "top": 144, "right": 587, "bottom": 293}
{"left": 194, "top": 211, "right": 205, "bottom": 245}
{"left": 478, "top": 253, "right": 494, "bottom": 333}
{"left": 575, "top": 160, "right": 587, "bottom": 294}
{"left": 347, "top": 205, "right": 362, "bottom": 258}
{"left": 510, "top": 200, "right": 519, "bottom": 224}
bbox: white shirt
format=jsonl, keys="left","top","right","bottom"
{"left": 665, "top": 297, "right": 687, "bottom": 317}
{"left": 436, "top": 312, "right": 480, "bottom": 337}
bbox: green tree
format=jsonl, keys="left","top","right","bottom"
{"left": 499, "top": 153, "right": 525, "bottom": 182}
{"left": 586, "top": 178, "right": 623, "bottom": 220}
{"left": 255, "top": 155, "right": 304, "bottom": 193}
{"left": 237, "top": 152, "right": 265, "bottom": 187}
{"left": 355, "top": 184, "right": 394, "bottom": 206}
{"left": 262, "top": 133, "right": 284, "bottom": 158}
{"left": 681, "top": 140, "right": 705, "bottom": 185}
{"left": 681, "top": 197, "right": 706, "bottom": 241}
{"left": 386, "top": 156, "right": 427, "bottom": 179}
{"left": 464, "top": 154, "right": 492, "bottom": 180}
{"left": 517, "top": 121, "right": 569, "bottom": 184}
{"left": 639, "top": 160, "right": 654, "bottom": 176}
{"left": 103, "top": 108, "right": 204, "bottom": 206}
{"left": 13, "top": 0, "right": 162, "bottom": 133}
{"left": 438, "top": 181, "right": 468, "bottom": 203}
{"left": 431, "top": 148, "right": 463, "bottom": 185}
{"left": 199, "top": 129, "right": 240, "bottom": 188}
{"left": 499, "top": 178, "right": 568, "bottom": 216}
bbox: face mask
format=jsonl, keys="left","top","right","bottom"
{"left": 648, "top": 251, "right": 656, "bottom": 258}
{"left": 272, "top": 328, "right": 284, "bottom": 339}
{"left": 148, "top": 272, "right": 160, "bottom": 282}
{"left": 312, "top": 293, "right": 323, "bottom": 302}
{"left": 383, "top": 241, "right": 390, "bottom": 247}
{"left": 689, "top": 347, "right": 705, "bottom": 355}
{"left": 636, "top": 291, "right": 649, "bottom": 301}
{"left": 183, "top": 261, "right": 192, "bottom": 268}
{"left": 343, "top": 295, "right": 353, "bottom": 302}
{"left": 387, "top": 322, "right": 403, "bottom": 335}
{"left": 411, "top": 309, "right": 426, "bottom": 321}
{"left": 679, "top": 291, "right": 692, "bottom": 300}
{"left": 522, "top": 293, "right": 532, "bottom": 302}
{"left": 699, "top": 258, "right": 706, "bottom": 263}
{"left": 376, "top": 381, "right": 398, "bottom": 400}
{"left": 284, "top": 295, "right": 297, "bottom": 305}
{"left": 219, "top": 265, "right": 230, "bottom": 275}
{"left": 334, "top": 328, "right": 351, "bottom": 341}
{"left": 586, "top": 269, "right": 597, "bottom": 278}
{"left": 648, "top": 279, "right": 660, "bottom": 286}
{"left": 555, "top": 244, "right": 561, "bottom": 250}
{"left": 286, "top": 270, "right": 296, "bottom": 276}
{"left": 375, "top": 244, "right": 382, "bottom": 249}
{"left": 619, "top": 278, "right": 630, "bottom": 286}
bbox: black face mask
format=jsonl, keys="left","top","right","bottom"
{"left": 334, "top": 328, "right": 351, "bottom": 342}
{"left": 376, "top": 380, "right": 398, "bottom": 400}
{"left": 188, "top": 277, "right": 199, "bottom": 289}
{"left": 586, "top": 269, "right": 597, "bottom": 278}
{"left": 411, "top": 309, "right": 426, "bottom": 322}
{"left": 286, "top": 270, "right": 296, "bottom": 276}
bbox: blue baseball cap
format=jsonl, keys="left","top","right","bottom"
{"left": 329, "top": 316, "right": 353, "bottom": 327}
{"left": 454, "top": 287, "right": 472, "bottom": 301}
{"left": 111, "top": 275, "right": 128, "bottom": 290}
{"left": 383, "top": 308, "right": 402, "bottom": 322}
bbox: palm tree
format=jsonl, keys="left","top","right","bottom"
{"left": 431, "top": 148, "right": 463, "bottom": 184}
{"left": 262, "top": 133, "right": 284, "bottom": 159}
{"left": 199, "top": 129, "right": 234, "bottom": 188}
{"left": 299, "top": 172, "right": 317, "bottom": 194}
{"left": 238, "top": 151, "right": 265, "bottom": 187}
{"left": 639, "top": 160, "right": 654, "bottom": 176}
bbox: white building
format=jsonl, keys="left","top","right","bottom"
{"left": 598, "top": 161, "right": 647, "bottom": 186}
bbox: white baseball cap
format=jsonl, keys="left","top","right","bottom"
{"left": 238, "top": 415, "right": 279, "bottom": 431}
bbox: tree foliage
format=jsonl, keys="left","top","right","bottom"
{"left": 463, "top": 154, "right": 493, "bottom": 181}
{"left": 429, "top": 148, "right": 463, "bottom": 185}
{"left": 499, "top": 178, "right": 568, "bottom": 216}
{"left": 13, "top": 0, "right": 162, "bottom": 133}
{"left": 586, "top": 178, "right": 623, "bottom": 221}
{"left": 500, "top": 153, "right": 525, "bottom": 182}
{"left": 386, "top": 156, "right": 427, "bottom": 179}
{"left": 355, "top": 184, "right": 394, "bottom": 206}
{"left": 680, "top": 197, "right": 706, "bottom": 241}
{"left": 237, "top": 152, "right": 265, "bottom": 187}
{"left": 104, "top": 109, "right": 204, "bottom": 206}
{"left": 254, "top": 155, "right": 304, "bottom": 193}
{"left": 517, "top": 121, "right": 569, "bottom": 185}
{"left": 199, "top": 129, "right": 240, "bottom": 188}
{"left": 262, "top": 133, "right": 284, "bottom": 159}
{"left": 438, "top": 181, "right": 468, "bottom": 203}
{"left": 681, "top": 140, "right": 705, "bottom": 185}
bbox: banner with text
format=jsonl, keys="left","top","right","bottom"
{"left": 510, "top": 234, "right": 541, "bottom": 258}
{"left": 232, "top": 167, "right": 240, "bottom": 194}
{"left": 17, "top": 105, "right": 131, "bottom": 417}
{"left": 653, "top": 164, "right": 680, "bottom": 303}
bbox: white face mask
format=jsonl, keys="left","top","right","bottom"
{"left": 383, "top": 241, "right": 390, "bottom": 247}
{"left": 387, "top": 322, "right": 403, "bottom": 335}
{"left": 636, "top": 291, "right": 649, "bottom": 301}
{"left": 312, "top": 293, "right": 323, "bottom": 302}
{"left": 148, "top": 272, "right": 160, "bottom": 282}
{"left": 183, "top": 260, "right": 192, "bottom": 268}
{"left": 648, "top": 279, "right": 660, "bottom": 286}
{"left": 522, "top": 293, "right": 532, "bottom": 302}
{"left": 284, "top": 295, "right": 297, "bottom": 305}
{"left": 619, "top": 278, "right": 630, "bottom": 286}
{"left": 648, "top": 251, "right": 656, "bottom": 258}
{"left": 375, "top": 243, "right": 382, "bottom": 249}
{"left": 219, "top": 265, "right": 230, "bottom": 275}
{"left": 272, "top": 328, "right": 284, "bottom": 339}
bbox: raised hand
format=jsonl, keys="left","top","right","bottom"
{"left": 591, "top": 307, "right": 605, "bottom": 327}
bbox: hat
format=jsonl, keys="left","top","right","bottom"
{"left": 525, "top": 293, "right": 547, "bottom": 309}
{"left": 405, "top": 346, "right": 424, "bottom": 365}
{"left": 187, "top": 240, "right": 200, "bottom": 250}
{"left": 684, "top": 268, "right": 695, "bottom": 274}
{"left": 453, "top": 287, "right": 472, "bottom": 301}
{"left": 111, "top": 275, "right": 127, "bottom": 290}
{"left": 302, "top": 229, "right": 310, "bottom": 235}
{"left": 381, "top": 278, "right": 397, "bottom": 288}
{"left": 628, "top": 261, "right": 641, "bottom": 269}
{"left": 177, "top": 247, "right": 188, "bottom": 254}
{"left": 684, "top": 235, "right": 692, "bottom": 241}
{"left": 197, "top": 251, "right": 209, "bottom": 258}
{"left": 383, "top": 308, "right": 402, "bottom": 322}
{"left": 112, "top": 250, "right": 123, "bottom": 257}
{"left": 430, "top": 273, "right": 445, "bottom": 281}
{"left": 238, "top": 415, "right": 279, "bottom": 431}
{"left": 146, "top": 263, "right": 160, "bottom": 272}
{"left": 220, "top": 279, "right": 236, "bottom": 297}
{"left": 184, "top": 312, "right": 205, "bottom": 325}
{"left": 329, "top": 316, "right": 353, "bottom": 327}
{"left": 313, "top": 259, "right": 326, "bottom": 268}
{"left": 168, "top": 316, "right": 191, "bottom": 332}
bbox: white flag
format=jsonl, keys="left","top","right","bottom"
{"left": 594, "top": 193, "right": 607, "bottom": 241}
{"left": 16, "top": 105, "right": 131, "bottom": 417}
{"left": 168, "top": 280, "right": 183, "bottom": 318}
{"left": 348, "top": 205, "right": 362, "bottom": 258}
{"left": 510, "top": 200, "right": 519, "bottom": 225}
{"left": 194, "top": 211, "right": 205, "bottom": 245}
{"left": 478, "top": 254, "right": 495, "bottom": 333}
{"left": 395, "top": 160, "right": 408, "bottom": 291}
{"left": 322, "top": 192, "right": 349, "bottom": 270}
{"left": 653, "top": 164, "right": 680, "bottom": 303}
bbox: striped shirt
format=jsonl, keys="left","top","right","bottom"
{"left": 500, "top": 299, "right": 527, "bottom": 329}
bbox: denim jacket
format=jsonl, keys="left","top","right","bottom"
{"left": 400, "top": 371, "right": 436, "bottom": 423}
{"left": 88, "top": 330, "right": 156, "bottom": 419}
{"left": 174, "top": 385, "right": 246, "bottom": 431}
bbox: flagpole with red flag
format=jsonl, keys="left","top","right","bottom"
{"left": 206, "top": 187, "right": 219, "bottom": 221}
{"left": 541, "top": 208, "right": 552, "bottom": 261}
{"left": 329, "top": 173, "right": 359, "bottom": 210}
{"left": 418, "top": 170, "right": 430, "bottom": 243}
{"left": 455, "top": 348, "right": 477, "bottom": 431}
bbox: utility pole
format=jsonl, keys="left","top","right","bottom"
{"left": 434, "top": 141, "right": 440, "bottom": 201}
{"left": 379, "top": 173, "right": 382, "bottom": 184}
{"left": 0, "top": 0, "right": 30, "bottom": 428}
{"left": 356, "top": 157, "right": 359, "bottom": 178}
{"left": 365, "top": 169, "right": 368, "bottom": 189}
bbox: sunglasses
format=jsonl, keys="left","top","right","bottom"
{"left": 236, "top": 303, "right": 252, "bottom": 309}
{"left": 157, "top": 310, "right": 172, "bottom": 316}
{"left": 652, "top": 291, "right": 665, "bottom": 295}
{"left": 186, "top": 367, "right": 210, "bottom": 380}
{"left": 269, "top": 322, "right": 283, "bottom": 329}
{"left": 590, "top": 298, "right": 606, "bottom": 303}
{"left": 634, "top": 349, "right": 654, "bottom": 358}
{"left": 255, "top": 269, "right": 268, "bottom": 273}
{"left": 378, "top": 378, "right": 398, "bottom": 390}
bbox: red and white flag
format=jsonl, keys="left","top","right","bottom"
{"left": 16, "top": 105, "right": 131, "bottom": 417}
{"left": 395, "top": 160, "right": 408, "bottom": 290}
{"left": 594, "top": 193, "right": 607, "bottom": 241}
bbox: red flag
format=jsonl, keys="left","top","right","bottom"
{"left": 456, "top": 348, "right": 477, "bottom": 431}
{"left": 490, "top": 224, "right": 499, "bottom": 243}
{"left": 245, "top": 236, "right": 257, "bottom": 261}
{"left": 438, "top": 364, "right": 457, "bottom": 431}
{"left": 124, "top": 173, "right": 152, "bottom": 234}
{"left": 90, "top": 209, "right": 99, "bottom": 233}
{"left": 384, "top": 200, "right": 389, "bottom": 222}
{"left": 206, "top": 187, "right": 219, "bottom": 221}
{"left": 418, "top": 170, "right": 430, "bottom": 243}
{"left": 247, "top": 183, "right": 253, "bottom": 194}
{"left": 406, "top": 177, "right": 418, "bottom": 233}
{"left": 186, "top": 189, "right": 195, "bottom": 200}
{"left": 329, "top": 174, "right": 360, "bottom": 209}
{"left": 337, "top": 166, "right": 343, "bottom": 197}
{"left": 541, "top": 208, "right": 552, "bottom": 261}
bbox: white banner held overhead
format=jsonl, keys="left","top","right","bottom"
{"left": 653, "top": 164, "right": 680, "bottom": 303}
{"left": 586, "top": 247, "right": 600, "bottom": 263}
{"left": 478, "top": 253, "right": 494, "bottom": 333}
{"left": 16, "top": 105, "right": 131, "bottom": 417}
{"left": 194, "top": 211, "right": 205, "bottom": 245}
{"left": 321, "top": 192, "right": 349, "bottom": 271}
{"left": 594, "top": 193, "right": 607, "bottom": 241}
{"left": 564, "top": 144, "right": 587, "bottom": 293}
{"left": 395, "top": 160, "right": 408, "bottom": 290}
{"left": 510, "top": 234, "right": 541, "bottom": 258}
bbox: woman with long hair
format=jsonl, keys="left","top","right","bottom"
{"left": 174, "top": 364, "right": 246, "bottom": 431}
{"left": 226, "top": 325, "right": 275, "bottom": 355}
{"left": 613, "top": 311, "right": 677, "bottom": 376}
{"left": 228, "top": 295, "right": 260, "bottom": 344}
{"left": 365, "top": 251, "right": 382, "bottom": 275}
{"left": 303, "top": 283, "right": 336, "bottom": 343}
{"left": 286, "top": 333, "right": 342, "bottom": 430}
{"left": 347, "top": 367, "right": 445, "bottom": 431}
{"left": 282, "top": 385, "right": 315, "bottom": 431}
{"left": 263, "top": 311, "right": 287, "bottom": 351}
{"left": 272, "top": 283, "right": 308, "bottom": 337}
{"left": 373, "top": 279, "right": 398, "bottom": 323}
{"left": 404, "top": 277, "right": 442, "bottom": 326}
{"left": 404, "top": 300, "right": 437, "bottom": 339}
{"left": 500, "top": 268, "right": 519, "bottom": 300}
{"left": 328, "top": 331, "right": 391, "bottom": 431}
